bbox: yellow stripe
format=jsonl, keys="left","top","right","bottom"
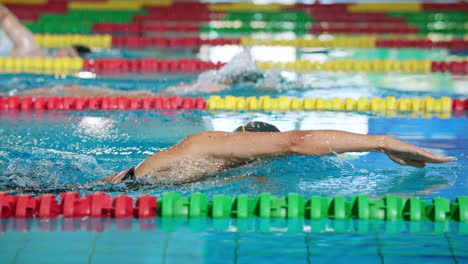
{"left": 348, "top": 3, "right": 421, "bottom": 13}
{"left": 69, "top": 1, "right": 143, "bottom": 10}
{"left": 256, "top": 59, "right": 436, "bottom": 74}
{"left": 142, "top": 0, "right": 172, "bottom": 6}
{"left": 0, "top": 57, "right": 83, "bottom": 75}
{"left": 241, "top": 36, "right": 377, "bottom": 49}
{"left": 209, "top": 3, "right": 290, "bottom": 12}
{"left": 34, "top": 34, "right": 112, "bottom": 49}
{"left": 206, "top": 96, "right": 451, "bottom": 116}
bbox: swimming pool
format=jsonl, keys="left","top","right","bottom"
{"left": 0, "top": 105, "right": 466, "bottom": 198}
{"left": 0, "top": 72, "right": 466, "bottom": 262}
{"left": 1, "top": 1, "right": 468, "bottom": 263}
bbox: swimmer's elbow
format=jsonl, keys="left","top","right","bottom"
{"left": 287, "top": 130, "right": 318, "bottom": 155}
{"left": 287, "top": 131, "right": 304, "bottom": 152}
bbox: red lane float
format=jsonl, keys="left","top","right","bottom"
{"left": 109, "top": 36, "right": 240, "bottom": 48}
{"left": 133, "top": 3, "right": 222, "bottom": 22}
{"left": 452, "top": 99, "right": 468, "bottom": 111}
{"left": 14, "top": 194, "right": 37, "bottom": 218}
{"left": 135, "top": 195, "right": 157, "bottom": 218}
{"left": 0, "top": 96, "right": 207, "bottom": 111}
{"left": 0, "top": 192, "right": 17, "bottom": 218}
{"left": 83, "top": 58, "right": 225, "bottom": 74}
{"left": 37, "top": 194, "right": 60, "bottom": 218}
{"left": 133, "top": 13, "right": 223, "bottom": 22}
{"left": 94, "top": 28, "right": 467, "bottom": 51}
{"left": 431, "top": 61, "right": 468, "bottom": 74}
{"left": 112, "top": 195, "right": 134, "bottom": 218}
{"left": 83, "top": 58, "right": 467, "bottom": 75}
{"left": 0, "top": 96, "right": 467, "bottom": 111}
{"left": 5, "top": 1, "right": 68, "bottom": 21}
{"left": 422, "top": 3, "right": 468, "bottom": 11}
{"left": 0, "top": 192, "right": 157, "bottom": 219}
{"left": 293, "top": 2, "right": 468, "bottom": 12}
{"left": 292, "top": 3, "right": 349, "bottom": 13}
{"left": 92, "top": 23, "right": 201, "bottom": 34}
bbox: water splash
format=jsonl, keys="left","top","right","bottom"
{"left": 0, "top": 146, "right": 113, "bottom": 194}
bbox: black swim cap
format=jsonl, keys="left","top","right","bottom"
{"left": 233, "top": 121, "right": 280, "bottom": 133}
{"left": 72, "top": 45, "right": 92, "bottom": 57}
{"left": 231, "top": 71, "right": 265, "bottom": 84}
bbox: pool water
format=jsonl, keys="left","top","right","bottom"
{"left": 0, "top": 218, "right": 466, "bottom": 264}
{"left": 0, "top": 47, "right": 467, "bottom": 263}
{"left": 0, "top": 109, "right": 466, "bottom": 201}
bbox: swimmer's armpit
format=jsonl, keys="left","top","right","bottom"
{"left": 99, "top": 168, "right": 133, "bottom": 184}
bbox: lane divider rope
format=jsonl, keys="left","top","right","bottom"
{"left": 0, "top": 96, "right": 206, "bottom": 110}
{"left": 0, "top": 57, "right": 466, "bottom": 75}
{"left": 1, "top": 192, "right": 466, "bottom": 222}
{"left": 207, "top": 96, "right": 468, "bottom": 113}
{"left": 31, "top": 34, "right": 468, "bottom": 51}
{"left": 256, "top": 59, "right": 468, "bottom": 74}
{"left": 6, "top": 1, "right": 466, "bottom": 13}
{"left": 34, "top": 34, "right": 241, "bottom": 49}
{"left": 1, "top": 96, "right": 467, "bottom": 113}
{"left": 241, "top": 36, "right": 468, "bottom": 50}
{"left": 0, "top": 58, "right": 225, "bottom": 75}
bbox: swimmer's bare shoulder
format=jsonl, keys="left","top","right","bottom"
{"left": 104, "top": 131, "right": 235, "bottom": 183}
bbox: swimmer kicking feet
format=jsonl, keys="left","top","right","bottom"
{"left": 100, "top": 121, "right": 454, "bottom": 184}
{"left": 17, "top": 50, "right": 266, "bottom": 97}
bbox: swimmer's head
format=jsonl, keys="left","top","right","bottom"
{"left": 53, "top": 45, "right": 91, "bottom": 58}
{"left": 229, "top": 71, "right": 265, "bottom": 85}
{"left": 72, "top": 45, "right": 92, "bottom": 57}
{"left": 233, "top": 121, "right": 280, "bottom": 133}
{"left": 211, "top": 50, "right": 264, "bottom": 85}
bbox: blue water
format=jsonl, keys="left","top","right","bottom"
{"left": 0, "top": 47, "right": 467, "bottom": 263}
{"left": 0, "top": 71, "right": 466, "bottom": 99}
{"left": 0, "top": 218, "right": 467, "bottom": 264}
{"left": 0, "top": 110, "right": 466, "bottom": 201}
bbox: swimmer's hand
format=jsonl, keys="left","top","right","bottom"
{"left": 378, "top": 136, "right": 455, "bottom": 168}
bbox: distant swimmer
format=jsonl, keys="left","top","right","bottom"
{"left": 0, "top": 4, "right": 91, "bottom": 58}
{"left": 100, "top": 121, "right": 455, "bottom": 185}
{"left": 17, "top": 50, "right": 273, "bottom": 97}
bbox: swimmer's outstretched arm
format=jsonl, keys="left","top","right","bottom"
{"left": 107, "top": 130, "right": 452, "bottom": 182}
{"left": 19, "top": 84, "right": 156, "bottom": 97}
{"left": 184, "top": 130, "right": 454, "bottom": 167}
{"left": 0, "top": 4, "right": 44, "bottom": 57}
{"left": 102, "top": 130, "right": 454, "bottom": 183}
{"left": 20, "top": 81, "right": 228, "bottom": 97}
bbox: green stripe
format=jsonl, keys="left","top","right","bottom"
{"left": 157, "top": 192, "right": 468, "bottom": 222}
{"left": 224, "top": 11, "right": 313, "bottom": 22}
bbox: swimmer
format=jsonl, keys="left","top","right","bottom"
{"left": 0, "top": 4, "right": 91, "bottom": 57}
{"left": 100, "top": 121, "right": 454, "bottom": 184}
{"left": 17, "top": 50, "right": 268, "bottom": 97}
